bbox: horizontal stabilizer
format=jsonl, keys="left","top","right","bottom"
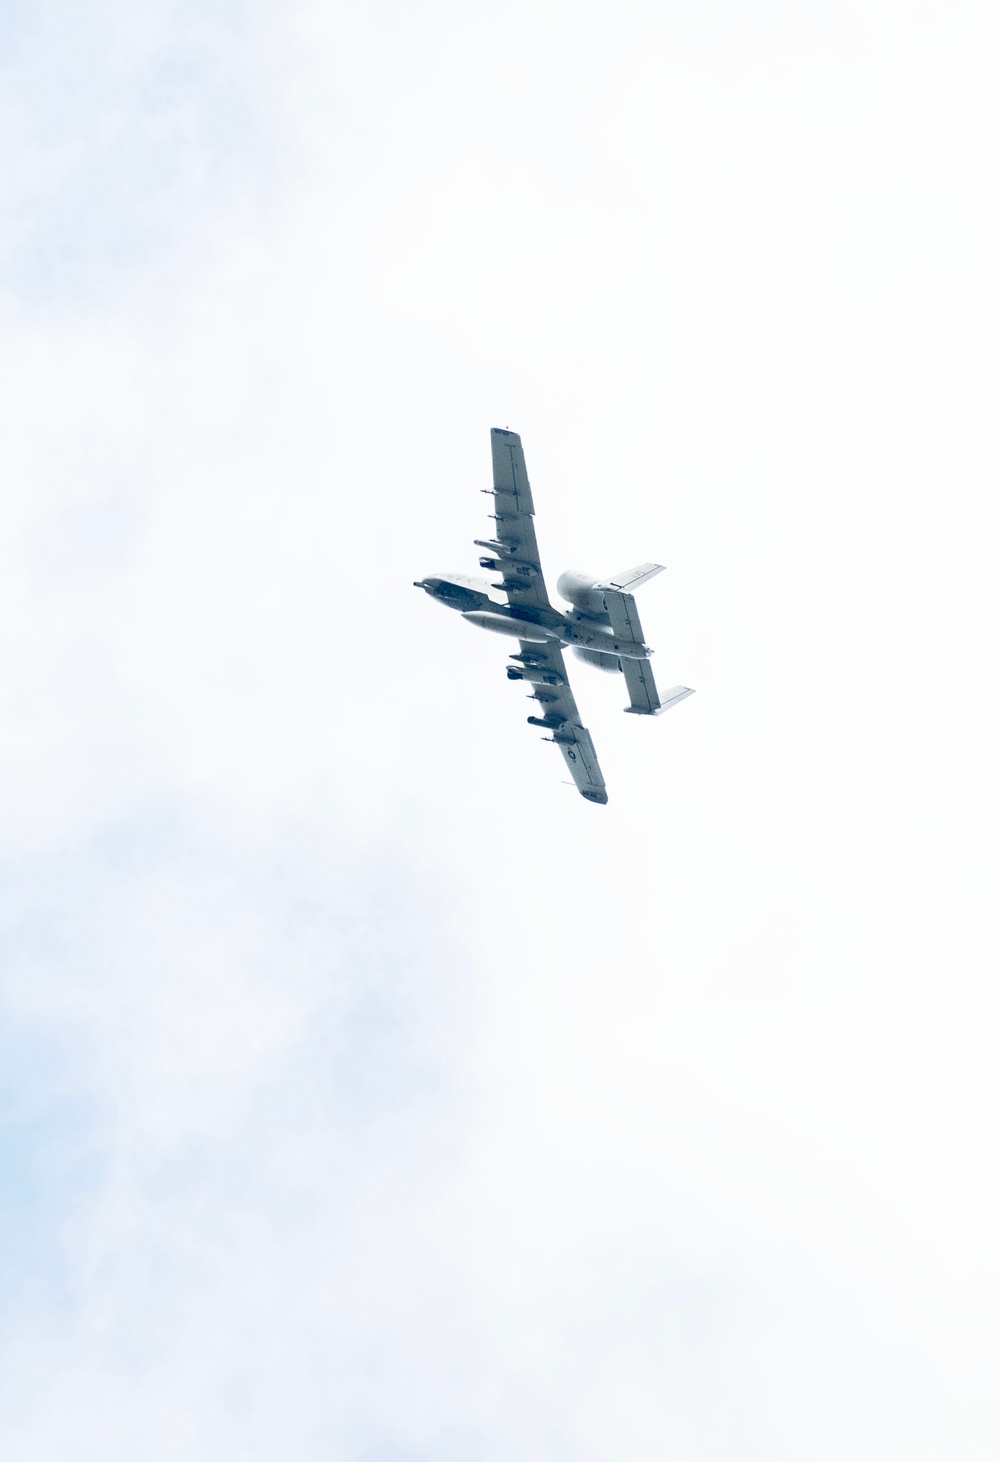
{"left": 599, "top": 562, "right": 665, "bottom": 593}
{"left": 624, "top": 680, "right": 695, "bottom": 716}
{"left": 598, "top": 574, "right": 693, "bottom": 716}
{"left": 600, "top": 587, "right": 645, "bottom": 646}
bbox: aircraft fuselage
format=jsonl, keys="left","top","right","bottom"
{"left": 412, "top": 575, "right": 652, "bottom": 661}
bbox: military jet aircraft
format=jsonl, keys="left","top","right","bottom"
{"left": 414, "top": 428, "right": 694, "bottom": 804}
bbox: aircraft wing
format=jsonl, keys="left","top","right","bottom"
{"left": 512, "top": 637, "right": 608, "bottom": 804}
{"left": 477, "top": 429, "right": 552, "bottom": 611}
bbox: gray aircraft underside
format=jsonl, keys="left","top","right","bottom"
{"left": 414, "top": 428, "right": 693, "bottom": 804}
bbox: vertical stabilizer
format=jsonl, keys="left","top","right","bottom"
{"left": 598, "top": 585, "right": 694, "bottom": 716}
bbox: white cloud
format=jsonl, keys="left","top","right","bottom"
{"left": 2, "top": 0, "right": 1000, "bottom": 1456}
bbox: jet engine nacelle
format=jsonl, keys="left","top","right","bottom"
{"left": 572, "top": 646, "right": 623, "bottom": 673}
{"left": 556, "top": 570, "right": 607, "bottom": 617}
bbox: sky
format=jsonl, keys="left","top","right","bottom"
{"left": 1, "top": 0, "right": 999, "bottom": 1456}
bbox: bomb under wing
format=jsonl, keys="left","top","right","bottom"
{"left": 414, "top": 429, "right": 694, "bottom": 804}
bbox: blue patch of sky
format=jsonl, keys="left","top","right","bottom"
{"left": 0, "top": 835, "right": 108, "bottom": 1316}
{"left": 357, "top": 1448, "right": 446, "bottom": 1462}
{"left": 24, "top": 487, "right": 147, "bottom": 585}
{"left": 0, "top": 1023, "right": 101, "bottom": 1315}
{"left": 0, "top": 796, "right": 473, "bottom": 1317}
{"left": 0, "top": 0, "right": 292, "bottom": 312}
{"left": 299, "top": 875, "right": 469, "bottom": 1124}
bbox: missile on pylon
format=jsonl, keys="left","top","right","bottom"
{"left": 506, "top": 663, "right": 565, "bottom": 685}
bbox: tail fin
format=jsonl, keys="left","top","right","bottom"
{"left": 593, "top": 564, "right": 664, "bottom": 645}
{"left": 597, "top": 576, "right": 694, "bottom": 716}
{"left": 622, "top": 670, "right": 695, "bottom": 715}
{"left": 615, "top": 637, "right": 694, "bottom": 715}
{"left": 599, "top": 586, "right": 647, "bottom": 647}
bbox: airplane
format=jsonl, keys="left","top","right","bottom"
{"left": 414, "top": 428, "right": 694, "bottom": 804}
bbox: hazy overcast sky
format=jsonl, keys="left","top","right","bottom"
{"left": 2, "top": 2, "right": 999, "bottom": 1457}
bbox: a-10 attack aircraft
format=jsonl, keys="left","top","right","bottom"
{"left": 414, "top": 428, "right": 694, "bottom": 805}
